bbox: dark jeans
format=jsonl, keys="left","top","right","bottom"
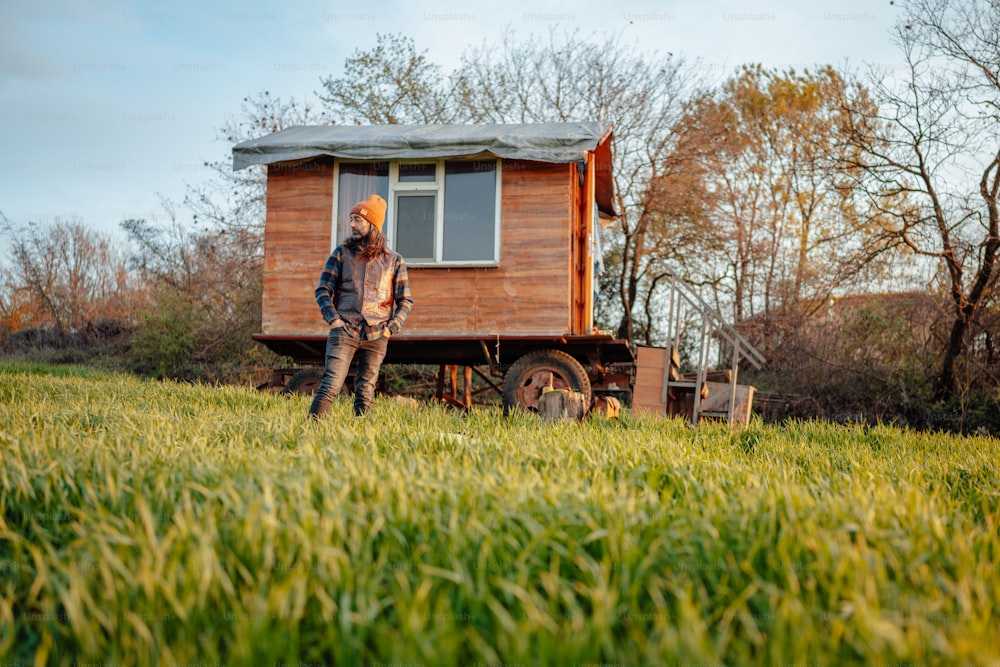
{"left": 308, "top": 327, "right": 389, "bottom": 418}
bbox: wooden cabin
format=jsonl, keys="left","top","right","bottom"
{"left": 233, "top": 122, "right": 634, "bottom": 409}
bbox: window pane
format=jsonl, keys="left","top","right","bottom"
{"left": 398, "top": 163, "right": 436, "bottom": 182}
{"left": 338, "top": 162, "right": 388, "bottom": 241}
{"left": 443, "top": 160, "right": 497, "bottom": 262}
{"left": 395, "top": 194, "right": 436, "bottom": 261}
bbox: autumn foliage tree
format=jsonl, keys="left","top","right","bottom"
{"left": 662, "top": 65, "right": 885, "bottom": 326}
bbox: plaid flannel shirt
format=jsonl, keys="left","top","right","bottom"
{"left": 314, "top": 246, "right": 412, "bottom": 340}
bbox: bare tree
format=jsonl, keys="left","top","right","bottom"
{"left": 839, "top": 0, "right": 1000, "bottom": 401}
{"left": 1, "top": 213, "right": 137, "bottom": 335}
{"left": 317, "top": 30, "right": 707, "bottom": 343}
{"left": 122, "top": 203, "right": 267, "bottom": 380}
{"left": 451, "top": 28, "right": 705, "bottom": 342}
{"left": 186, "top": 91, "right": 331, "bottom": 237}
{"left": 111, "top": 89, "right": 328, "bottom": 381}
{"left": 318, "top": 33, "right": 453, "bottom": 125}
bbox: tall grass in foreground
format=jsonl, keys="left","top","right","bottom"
{"left": 1, "top": 361, "right": 998, "bottom": 666}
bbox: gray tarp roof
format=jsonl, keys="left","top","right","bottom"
{"left": 231, "top": 121, "right": 614, "bottom": 171}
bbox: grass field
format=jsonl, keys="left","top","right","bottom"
{"left": 1, "top": 361, "right": 998, "bottom": 666}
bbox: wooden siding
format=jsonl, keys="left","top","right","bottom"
{"left": 407, "top": 161, "right": 573, "bottom": 335}
{"left": 260, "top": 160, "right": 335, "bottom": 336}
{"left": 260, "top": 158, "right": 586, "bottom": 338}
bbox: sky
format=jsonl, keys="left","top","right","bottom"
{"left": 0, "top": 0, "right": 905, "bottom": 254}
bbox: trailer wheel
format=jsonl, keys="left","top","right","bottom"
{"left": 281, "top": 368, "right": 324, "bottom": 396}
{"left": 502, "top": 349, "right": 592, "bottom": 411}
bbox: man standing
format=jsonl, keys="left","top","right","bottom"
{"left": 309, "top": 194, "right": 413, "bottom": 419}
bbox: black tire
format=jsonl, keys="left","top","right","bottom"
{"left": 281, "top": 368, "right": 324, "bottom": 396}
{"left": 502, "top": 349, "right": 592, "bottom": 412}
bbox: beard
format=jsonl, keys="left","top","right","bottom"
{"left": 346, "top": 226, "right": 387, "bottom": 259}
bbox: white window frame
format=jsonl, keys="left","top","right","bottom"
{"left": 332, "top": 158, "right": 502, "bottom": 267}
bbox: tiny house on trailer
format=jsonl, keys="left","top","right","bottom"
{"left": 232, "top": 121, "right": 761, "bottom": 422}
{"left": 233, "top": 121, "right": 630, "bottom": 410}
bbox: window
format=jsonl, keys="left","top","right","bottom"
{"left": 443, "top": 161, "right": 497, "bottom": 262}
{"left": 395, "top": 193, "right": 436, "bottom": 261}
{"left": 335, "top": 158, "right": 500, "bottom": 266}
{"left": 335, "top": 162, "right": 388, "bottom": 243}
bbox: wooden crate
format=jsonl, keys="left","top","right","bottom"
{"left": 632, "top": 345, "right": 755, "bottom": 425}
{"left": 632, "top": 346, "right": 668, "bottom": 414}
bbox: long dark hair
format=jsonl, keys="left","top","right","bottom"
{"left": 345, "top": 225, "right": 388, "bottom": 259}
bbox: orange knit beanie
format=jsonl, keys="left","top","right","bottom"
{"left": 350, "top": 194, "right": 387, "bottom": 232}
